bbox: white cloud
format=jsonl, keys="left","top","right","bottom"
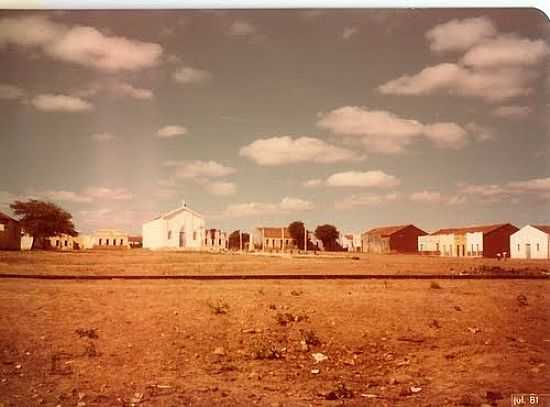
{"left": 465, "top": 122, "right": 495, "bottom": 142}
{"left": 457, "top": 177, "right": 550, "bottom": 203}
{"left": 491, "top": 105, "right": 531, "bottom": 119}
{"left": 205, "top": 181, "right": 237, "bottom": 196}
{"left": 224, "top": 196, "right": 313, "bottom": 217}
{"left": 0, "top": 15, "right": 163, "bottom": 72}
{"left": 91, "top": 132, "right": 114, "bottom": 142}
{"left": 461, "top": 34, "right": 550, "bottom": 68}
{"left": 326, "top": 170, "right": 400, "bottom": 188}
{"left": 113, "top": 82, "right": 154, "bottom": 100}
{"left": 378, "top": 63, "right": 536, "bottom": 102}
{"left": 507, "top": 177, "right": 550, "bottom": 192}
{"left": 82, "top": 187, "right": 133, "bottom": 201}
{"left": 409, "top": 190, "right": 466, "bottom": 205}
{"left": 33, "top": 186, "right": 132, "bottom": 203}
{"left": 426, "top": 16, "right": 497, "bottom": 52}
{"left": 335, "top": 192, "right": 398, "bottom": 209}
{"left": 342, "top": 27, "right": 359, "bottom": 40}
{"left": 228, "top": 20, "right": 257, "bottom": 36}
{"left": 173, "top": 66, "right": 212, "bottom": 85}
{"left": 156, "top": 125, "right": 188, "bottom": 138}
{"left": 303, "top": 178, "right": 322, "bottom": 188}
{"left": 317, "top": 106, "right": 472, "bottom": 153}
{"left": 239, "top": 136, "right": 363, "bottom": 165}
{"left": 0, "top": 84, "right": 25, "bottom": 100}
{"left": 31, "top": 94, "right": 93, "bottom": 112}
{"left": 165, "top": 160, "right": 236, "bottom": 178}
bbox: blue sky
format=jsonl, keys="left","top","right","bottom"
{"left": 0, "top": 9, "right": 549, "bottom": 234}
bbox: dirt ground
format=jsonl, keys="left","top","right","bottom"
{"left": 0, "top": 252, "right": 548, "bottom": 406}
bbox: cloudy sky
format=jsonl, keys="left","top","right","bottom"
{"left": 0, "top": 9, "right": 549, "bottom": 234}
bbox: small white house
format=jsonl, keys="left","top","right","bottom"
{"left": 510, "top": 225, "right": 550, "bottom": 259}
{"left": 143, "top": 201, "right": 205, "bottom": 250}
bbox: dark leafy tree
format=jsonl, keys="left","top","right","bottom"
{"left": 288, "top": 221, "right": 306, "bottom": 250}
{"left": 228, "top": 230, "right": 250, "bottom": 250}
{"left": 314, "top": 224, "right": 343, "bottom": 252}
{"left": 10, "top": 199, "right": 77, "bottom": 249}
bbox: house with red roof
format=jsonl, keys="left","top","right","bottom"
{"left": 361, "top": 224, "right": 427, "bottom": 254}
{"left": 510, "top": 225, "right": 550, "bottom": 259}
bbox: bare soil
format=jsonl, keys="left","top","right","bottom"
{"left": 0, "top": 251, "right": 548, "bottom": 406}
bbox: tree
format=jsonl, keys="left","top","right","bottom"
{"left": 10, "top": 199, "right": 77, "bottom": 249}
{"left": 288, "top": 221, "right": 306, "bottom": 250}
{"left": 314, "top": 224, "right": 343, "bottom": 252}
{"left": 228, "top": 230, "right": 250, "bottom": 250}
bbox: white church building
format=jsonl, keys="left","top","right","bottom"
{"left": 142, "top": 201, "right": 206, "bottom": 250}
{"left": 510, "top": 225, "right": 550, "bottom": 259}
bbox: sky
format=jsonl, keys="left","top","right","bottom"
{"left": 0, "top": 9, "right": 549, "bottom": 235}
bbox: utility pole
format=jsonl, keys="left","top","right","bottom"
{"left": 304, "top": 223, "right": 307, "bottom": 254}
{"left": 239, "top": 230, "right": 242, "bottom": 252}
{"left": 282, "top": 227, "right": 285, "bottom": 253}
{"left": 262, "top": 228, "right": 265, "bottom": 252}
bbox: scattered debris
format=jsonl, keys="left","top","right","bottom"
{"left": 325, "top": 383, "right": 354, "bottom": 400}
{"left": 242, "top": 328, "right": 262, "bottom": 334}
{"left": 130, "top": 392, "right": 144, "bottom": 405}
{"left": 516, "top": 294, "right": 528, "bottom": 307}
{"left": 428, "top": 319, "right": 441, "bottom": 329}
{"left": 430, "top": 281, "right": 442, "bottom": 289}
{"left": 454, "top": 305, "right": 462, "bottom": 311}
{"left": 312, "top": 352, "right": 328, "bottom": 364}
{"left": 274, "top": 312, "right": 308, "bottom": 326}
{"left": 361, "top": 393, "right": 381, "bottom": 399}
{"left": 299, "top": 340, "right": 309, "bottom": 352}
{"left": 410, "top": 386, "right": 422, "bottom": 393}
{"left": 467, "top": 327, "right": 481, "bottom": 334}
{"left": 311, "top": 368, "right": 320, "bottom": 375}
{"left": 213, "top": 347, "right": 226, "bottom": 356}
{"left": 75, "top": 329, "right": 98, "bottom": 339}
{"left": 397, "top": 335, "right": 425, "bottom": 343}
{"left": 207, "top": 299, "right": 230, "bottom": 315}
{"left": 301, "top": 329, "right": 321, "bottom": 346}
{"left": 290, "top": 290, "right": 303, "bottom": 296}
{"left": 253, "top": 345, "right": 284, "bottom": 360}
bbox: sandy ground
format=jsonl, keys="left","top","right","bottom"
{"left": 0, "top": 250, "right": 549, "bottom": 276}
{"left": 0, "top": 252, "right": 548, "bottom": 406}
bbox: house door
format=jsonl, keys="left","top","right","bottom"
{"left": 462, "top": 245, "right": 465, "bottom": 256}
{"left": 525, "top": 243, "right": 531, "bottom": 259}
{"left": 456, "top": 245, "right": 460, "bottom": 257}
{"left": 179, "top": 231, "right": 186, "bottom": 247}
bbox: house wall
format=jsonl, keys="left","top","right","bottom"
{"left": 94, "top": 230, "right": 129, "bottom": 248}
{"left": 418, "top": 235, "right": 440, "bottom": 253}
{"left": 143, "top": 218, "right": 166, "bottom": 249}
{"left": 362, "top": 234, "right": 390, "bottom": 253}
{"left": 204, "top": 230, "right": 228, "bottom": 250}
{"left": 510, "top": 225, "right": 550, "bottom": 259}
{"left": 483, "top": 224, "right": 518, "bottom": 258}
{"left": 21, "top": 233, "right": 33, "bottom": 250}
{"left": 438, "top": 234, "right": 455, "bottom": 256}
{"left": 389, "top": 226, "right": 426, "bottom": 253}
{"left": 165, "top": 211, "right": 205, "bottom": 249}
{"left": 465, "top": 232, "right": 483, "bottom": 257}
{"left": 0, "top": 219, "right": 21, "bottom": 250}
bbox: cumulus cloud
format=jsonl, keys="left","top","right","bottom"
{"left": 228, "top": 20, "right": 257, "bottom": 36}
{"left": 72, "top": 80, "right": 153, "bottom": 100}
{"left": 34, "top": 186, "right": 133, "bottom": 203}
{"left": 303, "top": 179, "right": 322, "bottom": 188}
{"left": 205, "top": 181, "right": 237, "bottom": 196}
{"left": 507, "top": 177, "right": 550, "bottom": 192}
{"left": 239, "top": 136, "right": 363, "bottom": 165}
{"left": 0, "top": 84, "right": 25, "bottom": 100}
{"left": 326, "top": 170, "right": 400, "bottom": 188}
{"left": 224, "top": 197, "right": 313, "bottom": 217}
{"left": 461, "top": 34, "right": 549, "bottom": 68}
{"left": 378, "top": 63, "right": 536, "bottom": 102}
{"left": 426, "top": 16, "right": 497, "bottom": 52}
{"left": 335, "top": 192, "right": 398, "bottom": 209}
{"left": 317, "top": 106, "right": 473, "bottom": 153}
{"left": 491, "top": 105, "right": 531, "bottom": 119}
{"left": 156, "top": 125, "right": 188, "bottom": 138}
{"left": 112, "top": 82, "right": 154, "bottom": 100}
{"left": 91, "top": 132, "right": 114, "bottom": 142}
{"left": 409, "top": 190, "right": 466, "bottom": 205}
{"left": 0, "top": 15, "right": 162, "bottom": 72}
{"left": 458, "top": 177, "right": 550, "bottom": 203}
{"left": 31, "top": 94, "right": 93, "bottom": 112}
{"left": 173, "top": 66, "right": 212, "bottom": 85}
{"left": 380, "top": 17, "right": 548, "bottom": 103}
{"left": 342, "top": 27, "right": 359, "bottom": 40}
{"left": 165, "top": 160, "right": 236, "bottom": 178}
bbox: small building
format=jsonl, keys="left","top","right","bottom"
{"left": 362, "top": 224, "right": 427, "bottom": 254}
{"left": 510, "top": 225, "right": 550, "bottom": 259}
{"left": 94, "top": 229, "right": 129, "bottom": 249}
{"left": 423, "top": 223, "right": 519, "bottom": 258}
{"left": 418, "top": 234, "right": 441, "bottom": 255}
{"left": 49, "top": 234, "right": 80, "bottom": 250}
{"left": 142, "top": 201, "right": 205, "bottom": 250}
{"left": 252, "top": 227, "right": 296, "bottom": 252}
{"left": 0, "top": 212, "right": 21, "bottom": 250}
{"left": 339, "top": 233, "right": 362, "bottom": 252}
{"left": 204, "top": 229, "right": 228, "bottom": 250}
{"left": 128, "top": 236, "right": 143, "bottom": 248}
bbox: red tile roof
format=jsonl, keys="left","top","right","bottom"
{"left": 366, "top": 225, "right": 416, "bottom": 237}
{"left": 533, "top": 225, "right": 550, "bottom": 234}
{"left": 0, "top": 211, "right": 17, "bottom": 223}
{"left": 431, "top": 223, "right": 513, "bottom": 236}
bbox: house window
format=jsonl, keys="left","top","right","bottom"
{"left": 168, "top": 230, "right": 172, "bottom": 240}
{"left": 0, "top": 224, "right": 4, "bottom": 232}
{"left": 106, "top": 239, "right": 110, "bottom": 246}
{"left": 193, "top": 231, "right": 197, "bottom": 241}
{"left": 64, "top": 240, "right": 68, "bottom": 247}
{"left": 120, "top": 239, "right": 123, "bottom": 245}
{"left": 517, "top": 244, "right": 520, "bottom": 251}
{"left": 99, "top": 238, "right": 102, "bottom": 245}
{"left": 436, "top": 243, "right": 439, "bottom": 251}
{"left": 219, "top": 239, "right": 222, "bottom": 246}
{"left": 113, "top": 239, "right": 117, "bottom": 246}
{"left": 537, "top": 243, "right": 540, "bottom": 251}
{"left": 56, "top": 240, "right": 60, "bottom": 247}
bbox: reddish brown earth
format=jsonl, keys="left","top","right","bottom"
{"left": 0, "top": 251, "right": 548, "bottom": 406}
